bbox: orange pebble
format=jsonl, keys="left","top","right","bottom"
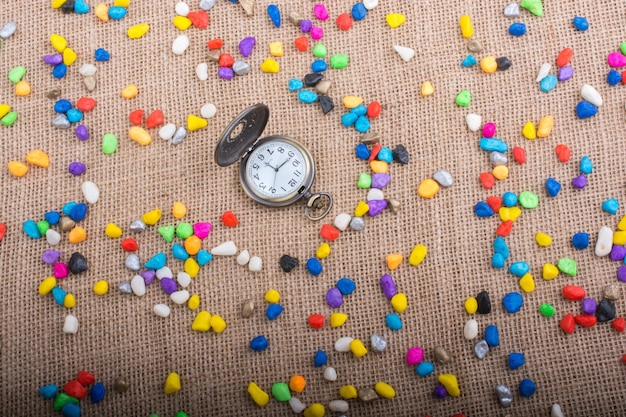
{"left": 15, "top": 80, "right": 31, "bottom": 96}
{"left": 184, "top": 235, "right": 202, "bottom": 255}
{"left": 289, "top": 375, "right": 306, "bottom": 393}
{"left": 68, "top": 226, "right": 87, "bottom": 243}
{"left": 386, "top": 253, "right": 403, "bottom": 270}
{"left": 294, "top": 36, "right": 309, "bottom": 51}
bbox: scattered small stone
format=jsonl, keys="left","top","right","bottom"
{"left": 604, "top": 284, "right": 622, "bottom": 301}
{"left": 113, "top": 377, "right": 129, "bottom": 393}
{"left": 370, "top": 333, "right": 387, "bottom": 352}
{"left": 358, "top": 387, "right": 378, "bottom": 402}
{"left": 467, "top": 39, "right": 483, "bottom": 52}
{"left": 280, "top": 254, "right": 299, "bottom": 272}
{"left": 433, "top": 169, "right": 453, "bottom": 187}
{"left": 474, "top": 340, "right": 489, "bottom": 359}
{"left": 392, "top": 144, "right": 409, "bottom": 164}
{"left": 434, "top": 346, "right": 451, "bottom": 363}
{"left": 495, "top": 384, "right": 513, "bottom": 408}
{"left": 504, "top": 3, "right": 520, "bottom": 17}
{"left": 129, "top": 219, "right": 146, "bottom": 233}
{"left": 597, "top": 299, "right": 616, "bottom": 322}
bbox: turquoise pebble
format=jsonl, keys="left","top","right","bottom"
{"left": 144, "top": 252, "right": 167, "bottom": 270}
{"left": 350, "top": 104, "right": 367, "bottom": 116}
{"left": 45, "top": 211, "right": 61, "bottom": 225}
{"left": 354, "top": 116, "right": 370, "bottom": 133}
{"left": 61, "top": 402, "right": 81, "bottom": 417}
{"left": 607, "top": 69, "right": 621, "bottom": 86}
{"left": 250, "top": 335, "right": 269, "bottom": 351}
{"left": 355, "top": 143, "right": 370, "bottom": 159}
{"left": 336, "top": 277, "right": 356, "bottom": 295}
{"left": 518, "top": 378, "right": 536, "bottom": 397}
{"left": 377, "top": 147, "right": 393, "bottom": 163}
{"left": 474, "top": 201, "right": 494, "bottom": 217}
{"left": 485, "top": 324, "right": 499, "bottom": 347}
{"left": 298, "top": 90, "right": 317, "bottom": 104}
{"left": 74, "top": 0, "right": 90, "bottom": 14}
{"left": 479, "top": 138, "right": 508, "bottom": 153}
{"left": 171, "top": 243, "right": 189, "bottom": 261}
{"left": 288, "top": 78, "right": 303, "bottom": 91}
{"left": 52, "top": 286, "right": 67, "bottom": 306}
{"left": 52, "top": 63, "right": 67, "bottom": 79}
{"left": 341, "top": 112, "right": 358, "bottom": 127}
{"left": 314, "top": 349, "right": 328, "bottom": 367}
{"left": 416, "top": 361, "right": 435, "bottom": 377}
{"left": 196, "top": 249, "right": 212, "bottom": 266}
{"left": 267, "top": 4, "right": 281, "bottom": 27}
{"left": 306, "top": 258, "right": 323, "bottom": 276}
{"left": 579, "top": 155, "right": 593, "bottom": 174}
{"left": 23, "top": 220, "right": 41, "bottom": 238}
{"left": 386, "top": 313, "right": 403, "bottom": 330}
{"left": 571, "top": 232, "right": 589, "bottom": 249}
{"left": 39, "top": 384, "right": 58, "bottom": 399}
{"left": 491, "top": 253, "right": 505, "bottom": 269}
{"left": 461, "top": 55, "right": 477, "bottom": 67}
{"left": 502, "top": 192, "right": 518, "bottom": 207}
{"left": 266, "top": 303, "right": 283, "bottom": 320}
{"left": 108, "top": 6, "right": 127, "bottom": 20}
{"left": 62, "top": 201, "right": 77, "bottom": 216}
{"left": 576, "top": 100, "right": 598, "bottom": 119}
{"left": 539, "top": 74, "right": 558, "bottom": 92}
{"left": 66, "top": 109, "right": 83, "bottom": 123}
{"left": 509, "top": 261, "right": 529, "bottom": 277}
{"left": 508, "top": 352, "right": 525, "bottom": 369}
{"left": 90, "top": 382, "right": 106, "bottom": 403}
{"left": 545, "top": 177, "right": 561, "bottom": 197}
{"left": 502, "top": 292, "right": 524, "bottom": 313}
{"left": 493, "top": 237, "right": 509, "bottom": 258}
{"left": 602, "top": 198, "right": 619, "bottom": 215}
{"left": 311, "top": 59, "right": 327, "bottom": 72}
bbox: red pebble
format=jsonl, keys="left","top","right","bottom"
{"left": 479, "top": 172, "right": 496, "bottom": 189}
{"left": 121, "top": 237, "right": 139, "bottom": 252}
{"left": 308, "top": 314, "right": 324, "bottom": 328}
{"left": 221, "top": 211, "right": 238, "bottom": 227}
{"left": 294, "top": 36, "right": 309, "bottom": 52}
{"left": 218, "top": 53, "right": 234, "bottom": 67}
{"left": 187, "top": 10, "right": 209, "bottom": 28}
{"left": 320, "top": 224, "right": 340, "bottom": 241}
{"left": 64, "top": 380, "right": 87, "bottom": 399}
{"left": 336, "top": 13, "right": 353, "bottom": 31}
{"left": 129, "top": 109, "right": 143, "bottom": 125}
{"left": 77, "top": 371, "right": 95, "bottom": 386}
{"left": 512, "top": 146, "right": 526, "bottom": 164}
{"left": 451, "top": 414, "right": 466, "bottom": 417}
{"left": 560, "top": 313, "right": 575, "bottom": 334}
{"left": 555, "top": 144, "right": 571, "bottom": 162}
{"left": 146, "top": 109, "right": 164, "bottom": 129}
{"left": 0, "top": 223, "right": 6, "bottom": 241}
{"left": 76, "top": 97, "right": 96, "bottom": 112}
{"left": 496, "top": 220, "right": 513, "bottom": 237}
{"left": 207, "top": 38, "right": 223, "bottom": 50}
{"left": 486, "top": 196, "right": 502, "bottom": 212}
{"left": 556, "top": 47, "right": 573, "bottom": 67}
{"left": 622, "top": 353, "right": 626, "bottom": 363}
{"left": 368, "top": 143, "right": 382, "bottom": 161}
{"left": 612, "top": 317, "right": 625, "bottom": 332}
{"left": 622, "top": 71, "right": 626, "bottom": 84}
{"left": 574, "top": 314, "right": 597, "bottom": 328}
{"left": 562, "top": 285, "right": 586, "bottom": 301}
{"left": 367, "top": 101, "right": 381, "bottom": 119}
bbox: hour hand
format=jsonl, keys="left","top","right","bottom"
{"left": 264, "top": 159, "right": 276, "bottom": 169}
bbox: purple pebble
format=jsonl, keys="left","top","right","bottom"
{"left": 141, "top": 269, "right": 156, "bottom": 285}
{"left": 238, "top": 37, "right": 256, "bottom": 58}
{"left": 433, "top": 384, "right": 448, "bottom": 399}
{"left": 75, "top": 124, "right": 89, "bottom": 141}
{"left": 218, "top": 67, "right": 235, "bottom": 80}
{"left": 68, "top": 162, "right": 86, "bottom": 176}
{"left": 380, "top": 274, "right": 397, "bottom": 300}
{"left": 368, "top": 199, "right": 388, "bottom": 216}
{"left": 571, "top": 174, "right": 587, "bottom": 189}
{"left": 300, "top": 19, "right": 312, "bottom": 32}
{"left": 371, "top": 173, "right": 391, "bottom": 189}
{"left": 325, "top": 288, "right": 343, "bottom": 308}
{"left": 558, "top": 65, "right": 574, "bottom": 82}
{"left": 610, "top": 245, "right": 626, "bottom": 261}
{"left": 42, "top": 54, "right": 63, "bottom": 65}
{"left": 617, "top": 265, "right": 626, "bottom": 283}
{"left": 160, "top": 277, "right": 177, "bottom": 294}
{"left": 42, "top": 249, "right": 62, "bottom": 264}
{"left": 581, "top": 298, "right": 597, "bottom": 315}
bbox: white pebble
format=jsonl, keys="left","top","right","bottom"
{"left": 363, "top": 0, "right": 378, "bottom": 10}
{"left": 536, "top": 63, "right": 551, "bottom": 82}
{"left": 81, "top": 181, "right": 100, "bottom": 204}
{"left": 211, "top": 240, "right": 237, "bottom": 256}
{"left": 172, "top": 35, "right": 190, "bottom": 55}
{"left": 289, "top": 397, "right": 306, "bottom": 414}
{"left": 125, "top": 254, "right": 140, "bottom": 271}
{"left": 175, "top": 1, "right": 190, "bottom": 16}
{"left": 63, "top": 314, "right": 79, "bottom": 334}
{"left": 334, "top": 336, "right": 354, "bottom": 352}
{"left": 466, "top": 113, "right": 481, "bottom": 131}
{"left": 551, "top": 403, "right": 564, "bottom": 417}
{"left": 171, "top": 290, "right": 190, "bottom": 305}
{"left": 581, "top": 84, "right": 602, "bottom": 107}
{"left": 334, "top": 213, "right": 352, "bottom": 231}
{"left": 196, "top": 62, "right": 208, "bottom": 81}
{"left": 177, "top": 271, "right": 192, "bottom": 288}
{"left": 433, "top": 169, "right": 453, "bottom": 187}
{"left": 323, "top": 366, "right": 337, "bottom": 381}
{"left": 248, "top": 256, "right": 263, "bottom": 272}
{"left": 156, "top": 266, "right": 173, "bottom": 279}
{"left": 503, "top": 3, "right": 519, "bottom": 18}
{"left": 367, "top": 188, "right": 384, "bottom": 201}
{"left": 463, "top": 319, "right": 479, "bottom": 340}
{"left": 328, "top": 399, "right": 349, "bottom": 413}
{"left": 154, "top": 303, "right": 171, "bottom": 317}
{"left": 393, "top": 45, "right": 415, "bottom": 62}
{"left": 78, "top": 63, "right": 97, "bottom": 76}
{"left": 595, "top": 226, "right": 613, "bottom": 257}
{"left": 237, "top": 249, "right": 250, "bottom": 266}
{"left": 201, "top": 103, "right": 217, "bottom": 118}
{"left": 46, "top": 228, "right": 61, "bottom": 245}
{"left": 131, "top": 275, "right": 146, "bottom": 296}
{"left": 159, "top": 123, "right": 176, "bottom": 140}
{"left": 0, "top": 21, "right": 17, "bottom": 39}
{"left": 199, "top": 0, "right": 217, "bottom": 11}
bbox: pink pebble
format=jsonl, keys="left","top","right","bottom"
{"left": 53, "top": 262, "right": 69, "bottom": 279}
{"left": 313, "top": 4, "right": 329, "bottom": 20}
{"left": 193, "top": 222, "right": 212, "bottom": 239}
{"left": 482, "top": 122, "right": 496, "bottom": 138}
{"left": 310, "top": 26, "right": 324, "bottom": 40}
{"left": 405, "top": 346, "right": 424, "bottom": 365}
{"left": 608, "top": 52, "right": 626, "bottom": 68}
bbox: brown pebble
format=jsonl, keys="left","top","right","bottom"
{"left": 59, "top": 216, "right": 76, "bottom": 232}
{"left": 239, "top": 0, "right": 254, "bottom": 16}
{"left": 241, "top": 299, "right": 255, "bottom": 318}
{"left": 113, "top": 377, "right": 129, "bottom": 393}
{"left": 84, "top": 75, "right": 96, "bottom": 91}
{"left": 208, "top": 49, "right": 220, "bottom": 62}
{"left": 604, "top": 284, "right": 622, "bottom": 301}
{"left": 387, "top": 199, "right": 400, "bottom": 214}
{"left": 288, "top": 11, "right": 304, "bottom": 26}
{"left": 434, "top": 346, "right": 451, "bottom": 364}
{"left": 467, "top": 39, "right": 483, "bottom": 52}
{"left": 46, "top": 89, "right": 61, "bottom": 99}
{"left": 358, "top": 387, "right": 378, "bottom": 402}
{"left": 360, "top": 131, "right": 380, "bottom": 145}
{"left": 315, "top": 79, "right": 332, "bottom": 95}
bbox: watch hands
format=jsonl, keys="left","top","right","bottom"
{"left": 275, "top": 157, "right": 292, "bottom": 171}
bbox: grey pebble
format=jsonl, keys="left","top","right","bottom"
{"left": 84, "top": 75, "right": 96, "bottom": 91}
{"left": 474, "top": 340, "right": 489, "bottom": 359}
{"left": 118, "top": 281, "right": 132, "bottom": 294}
{"left": 370, "top": 333, "right": 387, "bottom": 353}
{"left": 241, "top": 299, "right": 255, "bottom": 318}
{"left": 604, "top": 284, "right": 621, "bottom": 301}
{"left": 52, "top": 114, "right": 71, "bottom": 129}
{"left": 360, "top": 131, "right": 380, "bottom": 145}
{"left": 171, "top": 127, "right": 187, "bottom": 145}
{"left": 495, "top": 384, "right": 513, "bottom": 408}
{"left": 232, "top": 60, "right": 250, "bottom": 76}
{"left": 433, "top": 169, "right": 453, "bottom": 187}
{"left": 349, "top": 216, "right": 365, "bottom": 231}
{"left": 129, "top": 219, "right": 146, "bottom": 233}
{"left": 199, "top": 0, "right": 217, "bottom": 11}
{"left": 434, "top": 346, "right": 451, "bottom": 363}
{"left": 358, "top": 387, "right": 378, "bottom": 402}
{"left": 315, "top": 79, "right": 332, "bottom": 95}
{"left": 504, "top": 3, "right": 520, "bottom": 18}
{"left": 489, "top": 151, "right": 508, "bottom": 166}
{"left": 467, "top": 39, "right": 483, "bottom": 53}
{"left": 125, "top": 254, "right": 141, "bottom": 271}
{"left": 0, "top": 21, "right": 16, "bottom": 39}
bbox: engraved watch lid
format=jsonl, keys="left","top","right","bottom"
{"left": 214, "top": 103, "right": 270, "bottom": 167}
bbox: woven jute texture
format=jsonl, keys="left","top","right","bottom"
{"left": 2, "top": 1, "right": 626, "bottom": 416}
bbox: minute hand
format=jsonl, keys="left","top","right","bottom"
{"left": 275, "top": 157, "right": 291, "bottom": 171}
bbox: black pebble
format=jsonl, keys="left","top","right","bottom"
{"left": 279, "top": 255, "right": 299, "bottom": 272}
{"left": 68, "top": 252, "right": 88, "bottom": 274}
{"left": 61, "top": 0, "right": 76, "bottom": 13}
{"left": 476, "top": 290, "right": 491, "bottom": 314}
{"left": 596, "top": 298, "right": 616, "bottom": 322}
{"left": 318, "top": 96, "right": 334, "bottom": 114}
{"left": 392, "top": 144, "right": 409, "bottom": 164}
{"left": 496, "top": 57, "right": 512, "bottom": 71}
{"left": 304, "top": 73, "right": 324, "bottom": 87}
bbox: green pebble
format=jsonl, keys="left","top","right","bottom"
{"left": 312, "top": 43, "right": 327, "bottom": 58}
{"left": 36, "top": 220, "right": 50, "bottom": 236}
{"left": 518, "top": 191, "right": 539, "bottom": 209}
{"left": 53, "top": 393, "right": 79, "bottom": 411}
{"left": 621, "top": 42, "right": 626, "bottom": 56}
{"left": 8, "top": 66, "right": 26, "bottom": 83}
{"left": 271, "top": 382, "right": 291, "bottom": 402}
{"left": 539, "top": 303, "right": 555, "bottom": 317}
{"left": 520, "top": 0, "right": 544, "bottom": 16}
{"left": 175, "top": 222, "right": 193, "bottom": 239}
{"left": 455, "top": 90, "right": 471, "bottom": 107}
{"left": 330, "top": 54, "right": 349, "bottom": 69}
{"left": 175, "top": 412, "right": 188, "bottom": 417}
{"left": 557, "top": 257, "right": 577, "bottom": 277}
{"left": 1, "top": 111, "right": 17, "bottom": 126}
{"left": 148, "top": 414, "right": 159, "bottom": 417}
{"left": 158, "top": 225, "right": 175, "bottom": 242}
{"left": 102, "top": 133, "right": 118, "bottom": 155}
{"left": 357, "top": 172, "right": 372, "bottom": 189}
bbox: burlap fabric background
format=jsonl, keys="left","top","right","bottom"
{"left": 1, "top": 1, "right": 626, "bottom": 416}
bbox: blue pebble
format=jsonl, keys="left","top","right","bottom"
{"left": 355, "top": 143, "right": 370, "bottom": 160}
{"left": 108, "top": 6, "right": 127, "bottom": 20}
{"left": 461, "top": 55, "right": 477, "bottom": 67}
{"left": 196, "top": 249, "right": 212, "bottom": 266}
{"left": 518, "top": 378, "right": 536, "bottom": 397}
{"left": 539, "top": 74, "right": 558, "bottom": 92}
{"left": 493, "top": 237, "right": 509, "bottom": 258}
{"left": 607, "top": 69, "right": 622, "bottom": 86}
{"left": 479, "top": 137, "right": 508, "bottom": 153}
{"left": 508, "top": 352, "right": 525, "bottom": 370}
{"left": 288, "top": 78, "right": 303, "bottom": 91}
{"left": 314, "top": 349, "right": 328, "bottom": 367}
{"left": 62, "top": 201, "right": 77, "bottom": 215}
{"left": 250, "top": 335, "right": 269, "bottom": 351}
{"left": 298, "top": 90, "right": 318, "bottom": 104}
{"left": 545, "top": 177, "right": 561, "bottom": 197}
{"left": 52, "top": 286, "right": 67, "bottom": 306}
{"left": 502, "top": 292, "right": 524, "bottom": 313}
{"left": 484, "top": 325, "right": 499, "bottom": 347}
{"left": 171, "top": 243, "right": 189, "bottom": 261}
{"left": 341, "top": 112, "right": 358, "bottom": 127}
{"left": 74, "top": 0, "right": 90, "bottom": 14}
{"left": 474, "top": 201, "right": 494, "bottom": 217}
{"left": 45, "top": 211, "right": 61, "bottom": 225}
{"left": 311, "top": 59, "right": 327, "bottom": 72}
{"left": 377, "top": 147, "right": 393, "bottom": 163}
{"left": 267, "top": 4, "right": 281, "bottom": 27}
{"left": 38, "top": 384, "right": 58, "bottom": 399}
{"left": 354, "top": 116, "right": 370, "bottom": 133}
{"left": 266, "top": 303, "right": 283, "bottom": 320}
{"left": 350, "top": 104, "right": 367, "bottom": 116}
{"left": 52, "top": 63, "right": 67, "bottom": 79}
{"left": 66, "top": 108, "right": 83, "bottom": 123}
{"left": 306, "top": 257, "right": 323, "bottom": 276}
{"left": 573, "top": 16, "right": 589, "bottom": 31}
{"left": 416, "top": 361, "right": 435, "bottom": 377}
{"left": 23, "top": 219, "right": 41, "bottom": 239}
{"left": 69, "top": 203, "right": 88, "bottom": 222}
{"left": 579, "top": 155, "right": 593, "bottom": 174}
{"left": 509, "top": 261, "right": 530, "bottom": 277}
{"left": 54, "top": 99, "right": 72, "bottom": 113}
{"left": 491, "top": 253, "right": 505, "bottom": 269}
{"left": 571, "top": 232, "right": 589, "bottom": 249}
{"left": 351, "top": 2, "right": 367, "bottom": 21}
{"left": 61, "top": 402, "right": 81, "bottom": 417}
{"left": 576, "top": 100, "right": 598, "bottom": 119}
{"left": 502, "top": 192, "right": 518, "bottom": 207}
{"left": 602, "top": 198, "right": 619, "bottom": 215}
{"left": 336, "top": 277, "right": 356, "bottom": 295}
{"left": 144, "top": 252, "right": 167, "bottom": 270}
{"left": 386, "top": 313, "right": 403, "bottom": 330}
{"left": 90, "top": 382, "right": 106, "bottom": 403}
{"left": 508, "top": 22, "right": 527, "bottom": 36}
{"left": 94, "top": 48, "right": 110, "bottom": 61}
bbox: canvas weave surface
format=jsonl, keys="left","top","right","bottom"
{"left": 1, "top": 1, "right": 626, "bottom": 416}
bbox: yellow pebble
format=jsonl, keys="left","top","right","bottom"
{"left": 269, "top": 41, "right": 284, "bottom": 57}
{"left": 339, "top": 384, "right": 358, "bottom": 399}
{"left": 421, "top": 81, "right": 434, "bottom": 96}
{"left": 386, "top": 13, "right": 406, "bottom": 28}
{"left": 374, "top": 381, "right": 396, "bottom": 399}
{"left": 191, "top": 310, "right": 211, "bottom": 332}
{"left": 386, "top": 253, "right": 403, "bottom": 270}
{"left": 438, "top": 373, "right": 460, "bottom": 397}
{"left": 63, "top": 47, "right": 77, "bottom": 66}
{"left": 184, "top": 235, "right": 201, "bottom": 255}
{"left": 264, "top": 289, "right": 281, "bottom": 303}
{"left": 316, "top": 242, "right": 331, "bottom": 259}
{"left": 499, "top": 206, "right": 521, "bottom": 222}
{"left": 464, "top": 297, "right": 478, "bottom": 314}
{"left": 0, "top": 104, "right": 10, "bottom": 119}
{"left": 121, "top": 84, "right": 139, "bottom": 99}
{"left": 95, "top": 4, "right": 109, "bottom": 22}
{"left": 49, "top": 33, "right": 67, "bottom": 53}
{"left": 173, "top": 15, "right": 192, "bottom": 30}
{"left": 63, "top": 294, "right": 76, "bottom": 308}
{"left": 172, "top": 201, "right": 187, "bottom": 219}
{"left": 51, "top": 0, "right": 67, "bottom": 9}
{"left": 417, "top": 178, "right": 439, "bottom": 198}
{"left": 105, "top": 222, "right": 123, "bottom": 238}
{"left": 142, "top": 209, "right": 161, "bottom": 225}
{"left": 349, "top": 338, "right": 367, "bottom": 358}
{"left": 127, "top": 23, "right": 150, "bottom": 39}
{"left": 68, "top": 226, "right": 87, "bottom": 244}
{"left": 519, "top": 273, "right": 535, "bottom": 293}
{"left": 93, "top": 280, "right": 109, "bottom": 295}
{"left": 15, "top": 80, "right": 31, "bottom": 96}
{"left": 184, "top": 257, "right": 200, "bottom": 278}
{"left": 370, "top": 160, "right": 388, "bottom": 173}
{"left": 210, "top": 314, "right": 227, "bottom": 333}
{"left": 260, "top": 58, "right": 280, "bottom": 73}
{"left": 618, "top": 214, "right": 626, "bottom": 231}
{"left": 409, "top": 244, "right": 427, "bottom": 266}
{"left": 522, "top": 121, "right": 537, "bottom": 139}
{"left": 303, "top": 403, "right": 325, "bottom": 417}
{"left": 459, "top": 15, "right": 474, "bottom": 38}
{"left": 247, "top": 382, "right": 269, "bottom": 407}
{"left": 25, "top": 150, "right": 50, "bottom": 168}
{"left": 188, "top": 294, "right": 200, "bottom": 310}
{"left": 113, "top": 0, "right": 130, "bottom": 6}
{"left": 480, "top": 56, "right": 498, "bottom": 73}
{"left": 535, "top": 232, "right": 552, "bottom": 247}
{"left": 354, "top": 201, "right": 369, "bottom": 217}
{"left": 537, "top": 115, "right": 554, "bottom": 138}
{"left": 7, "top": 161, "right": 28, "bottom": 177}
{"left": 164, "top": 372, "right": 181, "bottom": 395}
{"left": 187, "top": 115, "right": 208, "bottom": 131}
{"left": 613, "top": 231, "right": 626, "bottom": 245}
{"left": 129, "top": 126, "right": 152, "bottom": 146}
{"left": 492, "top": 165, "right": 509, "bottom": 180}
{"left": 342, "top": 95, "right": 364, "bottom": 109}
{"left": 542, "top": 263, "right": 559, "bottom": 280}
{"left": 38, "top": 277, "right": 57, "bottom": 295}
{"left": 391, "top": 293, "right": 408, "bottom": 313}
{"left": 330, "top": 312, "right": 348, "bottom": 327}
